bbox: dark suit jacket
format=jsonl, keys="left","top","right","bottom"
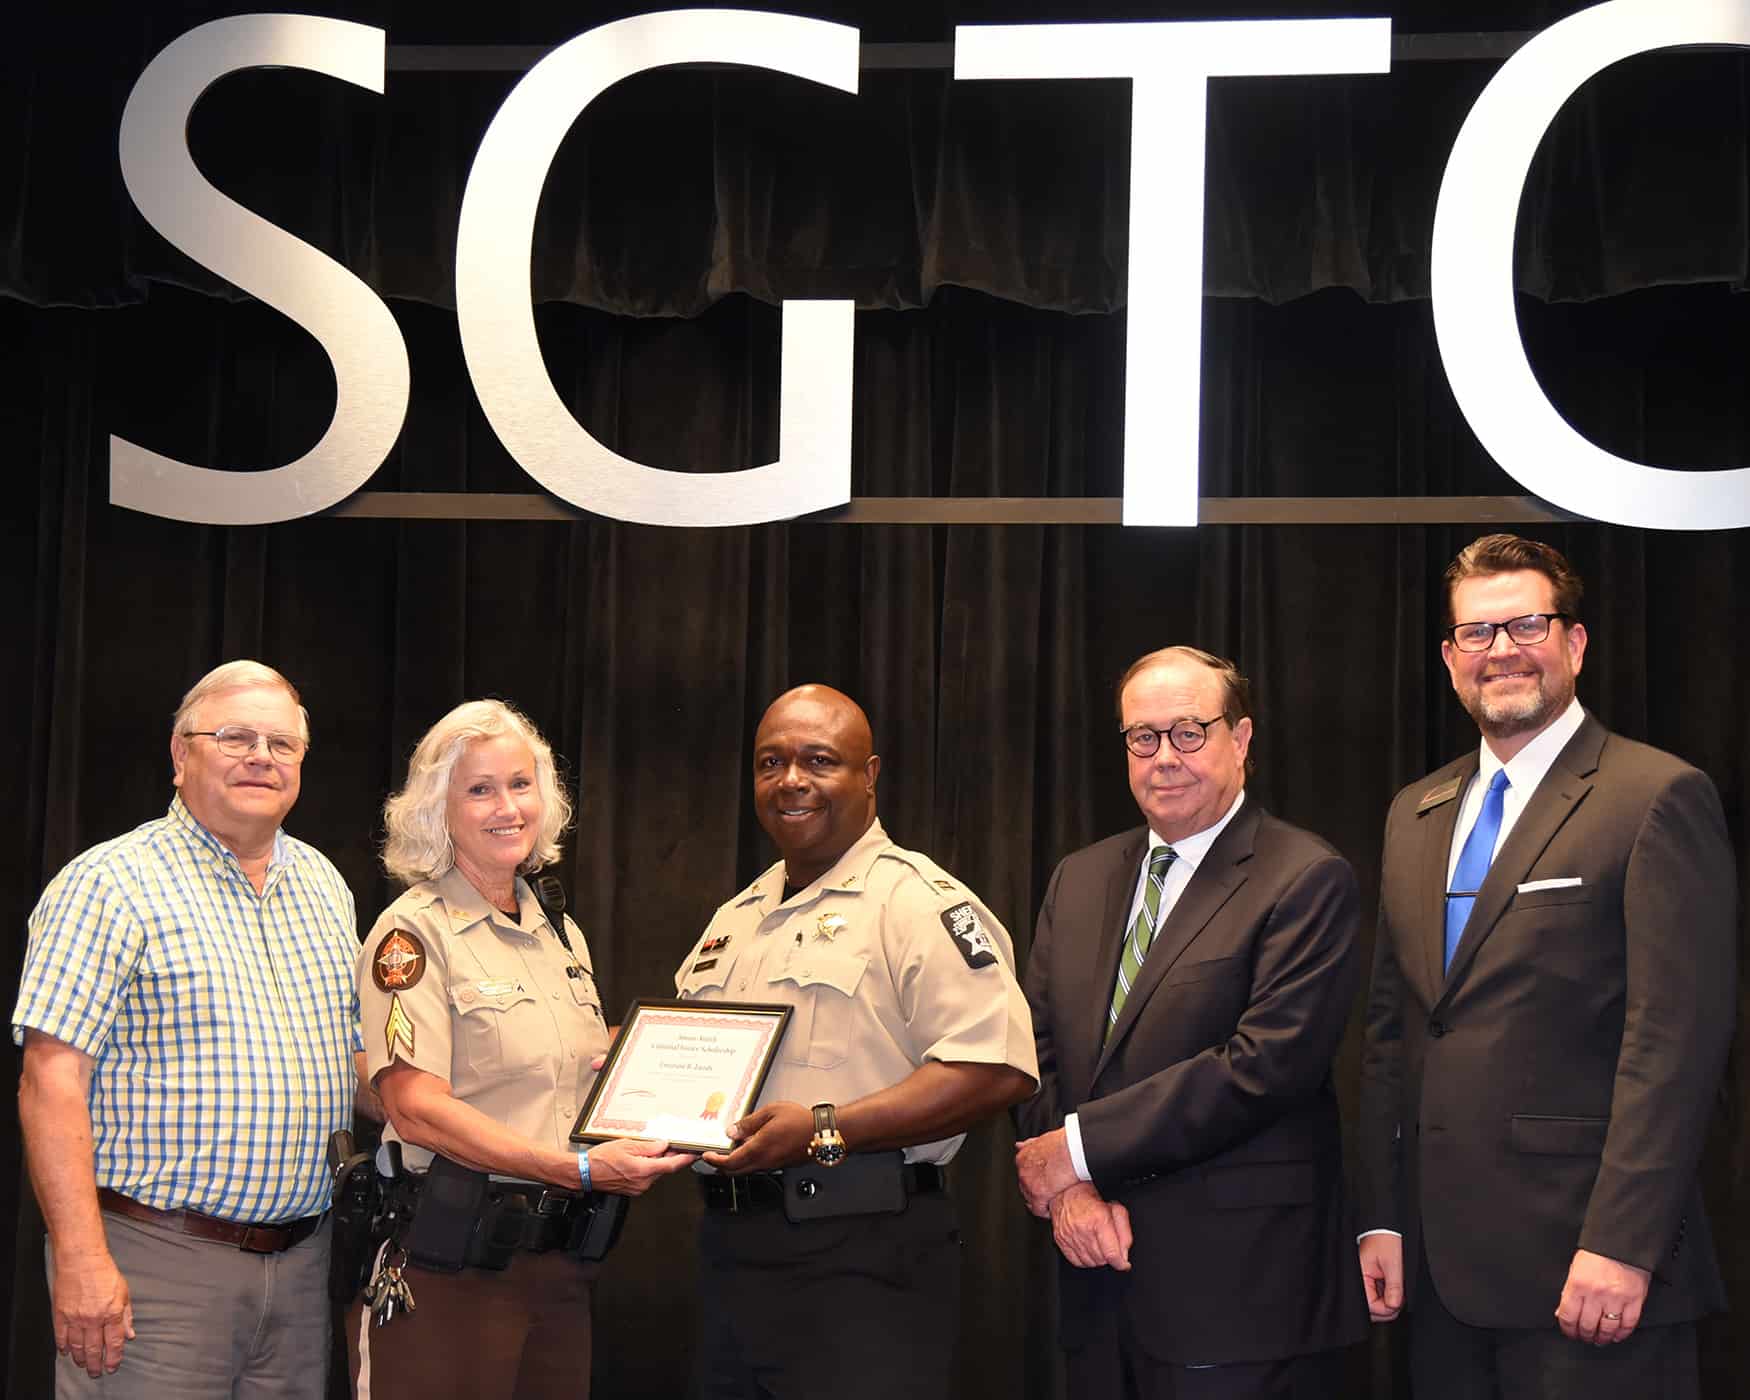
{"left": 1359, "top": 714, "right": 1735, "bottom": 1328}
{"left": 1018, "top": 801, "right": 1368, "bottom": 1366}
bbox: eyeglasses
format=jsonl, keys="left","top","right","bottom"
{"left": 1446, "top": 612, "right": 1569, "bottom": 653}
{"left": 183, "top": 725, "right": 308, "bottom": 763}
{"left": 1121, "top": 716, "right": 1228, "bottom": 757}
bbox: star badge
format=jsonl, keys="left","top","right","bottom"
{"left": 815, "top": 913, "right": 848, "bottom": 942}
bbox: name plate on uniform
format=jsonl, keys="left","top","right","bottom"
{"left": 571, "top": 999, "right": 791, "bottom": 1153}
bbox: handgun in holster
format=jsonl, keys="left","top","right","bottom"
{"left": 327, "top": 1130, "right": 382, "bottom": 1302}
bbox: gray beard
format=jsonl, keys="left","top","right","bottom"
{"left": 1467, "top": 674, "right": 1572, "bottom": 741}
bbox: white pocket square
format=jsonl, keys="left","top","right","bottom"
{"left": 1517, "top": 877, "right": 1582, "bottom": 893}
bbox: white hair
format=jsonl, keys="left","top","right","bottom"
{"left": 171, "top": 660, "right": 310, "bottom": 743}
{"left": 382, "top": 699, "right": 573, "bottom": 887}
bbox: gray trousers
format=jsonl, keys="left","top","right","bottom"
{"left": 47, "top": 1209, "right": 331, "bottom": 1399}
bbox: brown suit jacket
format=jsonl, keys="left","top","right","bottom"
{"left": 1019, "top": 801, "right": 1368, "bottom": 1365}
{"left": 1359, "top": 714, "right": 1735, "bottom": 1327}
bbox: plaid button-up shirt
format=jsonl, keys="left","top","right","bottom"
{"left": 13, "top": 797, "right": 361, "bottom": 1223}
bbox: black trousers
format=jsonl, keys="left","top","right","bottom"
{"left": 1065, "top": 1305, "right": 1348, "bottom": 1400}
{"left": 692, "top": 1190, "right": 961, "bottom": 1400}
{"left": 1409, "top": 1250, "right": 1698, "bottom": 1400}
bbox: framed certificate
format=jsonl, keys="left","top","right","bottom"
{"left": 570, "top": 999, "right": 792, "bottom": 1153}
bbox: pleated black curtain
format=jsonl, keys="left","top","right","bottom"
{"left": 4, "top": 2, "right": 1748, "bottom": 1396}
{"left": 14, "top": 7, "right": 1750, "bottom": 312}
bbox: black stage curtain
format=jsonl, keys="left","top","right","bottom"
{"left": 10, "top": 5, "right": 1750, "bottom": 312}
{"left": 5, "top": 3, "right": 1749, "bottom": 1397}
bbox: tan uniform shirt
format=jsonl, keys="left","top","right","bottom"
{"left": 357, "top": 866, "right": 609, "bottom": 1171}
{"left": 673, "top": 820, "right": 1037, "bottom": 1164}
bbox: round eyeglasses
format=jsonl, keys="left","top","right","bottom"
{"left": 1121, "top": 716, "right": 1228, "bottom": 758}
{"left": 183, "top": 724, "right": 308, "bottom": 763}
{"left": 1447, "top": 612, "right": 1569, "bottom": 653}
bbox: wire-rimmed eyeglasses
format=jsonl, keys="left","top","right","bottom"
{"left": 183, "top": 724, "right": 308, "bottom": 763}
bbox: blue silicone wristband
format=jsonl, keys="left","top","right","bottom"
{"left": 577, "top": 1150, "right": 591, "bottom": 1192}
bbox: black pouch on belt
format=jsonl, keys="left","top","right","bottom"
{"left": 402, "top": 1153, "right": 488, "bottom": 1272}
{"left": 781, "top": 1150, "right": 909, "bottom": 1223}
{"left": 569, "top": 1193, "right": 629, "bottom": 1262}
{"left": 466, "top": 1188, "right": 532, "bottom": 1271}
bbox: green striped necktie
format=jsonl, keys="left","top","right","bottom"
{"left": 1107, "top": 845, "right": 1178, "bottom": 1038}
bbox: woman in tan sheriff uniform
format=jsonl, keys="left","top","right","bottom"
{"left": 350, "top": 699, "right": 693, "bottom": 1399}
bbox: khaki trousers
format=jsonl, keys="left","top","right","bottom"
{"left": 48, "top": 1209, "right": 331, "bottom": 1399}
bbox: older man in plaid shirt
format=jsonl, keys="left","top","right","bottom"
{"left": 14, "top": 660, "right": 362, "bottom": 1398}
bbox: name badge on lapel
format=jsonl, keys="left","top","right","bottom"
{"left": 1416, "top": 778, "right": 1462, "bottom": 813}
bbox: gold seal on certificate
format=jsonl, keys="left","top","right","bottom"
{"left": 570, "top": 998, "right": 791, "bottom": 1153}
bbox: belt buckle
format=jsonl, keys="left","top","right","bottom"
{"left": 237, "top": 1225, "right": 277, "bottom": 1254}
{"left": 531, "top": 1190, "right": 570, "bottom": 1217}
{"left": 725, "top": 1176, "right": 750, "bottom": 1214}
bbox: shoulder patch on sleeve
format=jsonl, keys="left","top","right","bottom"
{"left": 372, "top": 928, "right": 427, "bottom": 992}
{"left": 941, "top": 902, "right": 998, "bottom": 969}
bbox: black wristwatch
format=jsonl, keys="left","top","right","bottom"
{"left": 808, "top": 1103, "right": 847, "bottom": 1167}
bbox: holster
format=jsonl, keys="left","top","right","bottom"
{"left": 327, "top": 1130, "right": 384, "bottom": 1302}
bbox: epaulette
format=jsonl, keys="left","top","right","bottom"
{"left": 877, "top": 845, "right": 964, "bottom": 901}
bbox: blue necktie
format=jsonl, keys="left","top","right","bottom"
{"left": 1445, "top": 768, "right": 1509, "bottom": 971}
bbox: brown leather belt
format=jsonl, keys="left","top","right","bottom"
{"left": 97, "top": 1188, "right": 325, "bottom": 1254}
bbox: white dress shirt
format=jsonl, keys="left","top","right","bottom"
{"left": 1446, "top": 697, "right": 1586, "bottom": 883}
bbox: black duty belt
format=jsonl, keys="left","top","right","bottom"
{"left": 395, "top": 1159, "right": 628, "bottom": 1272}
{"left": 700, "top": 1159, "right": 945, "bottom": 1214}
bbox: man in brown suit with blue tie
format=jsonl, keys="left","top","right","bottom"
{"left": 1358, "top": 534, "right": 1735, "bottom": 1399}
